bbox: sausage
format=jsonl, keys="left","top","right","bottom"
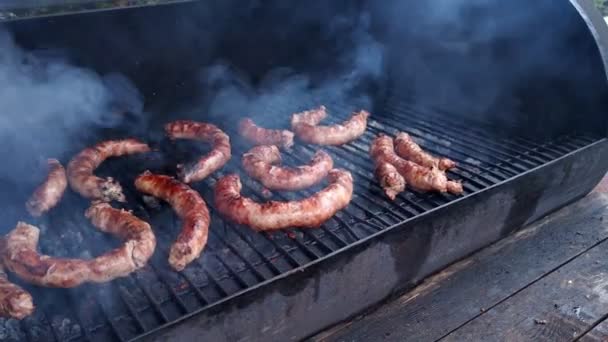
{"left": 67, "top": 139, "right": 151, "bottom": 202}
{"left": 242, "top": 145, "right": 333, "bottom": 191}
{"left": 26, "top": 159, "right": 67, "bottom": 217}
{"left": 3, "top": 205, "right": 155, "bottom": 287}
{"left": 292, "top": 109, "right": 369, "bottom": 146}
{"left": 214, "top": 168, "right": 353, "bottom": 231}
{"left": 290, "top": 105, "right": 327, "bottom": 127}
{"left": 134, "top": 172, "right": 210, "bottom": 271}
{"left": 374, "top": 162, "right": 406, "bottom": 200}
{"left": 165, "top": 120, "right": 231, "bottom": 183}
{"left": 0, "top": 251, "right": 34, "bottom": 320}
{"left": 394, "top": 132, "right": 456, "bottom": 170}
{"left": 238, "top": 118, "right": 294, "bottom": 149}
{"left": 370, "top": 134, "right": 462, "bottom": 194}
{"left": 85, "top": 202, "right": 156, "bottom": 279}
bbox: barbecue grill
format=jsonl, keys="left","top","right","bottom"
{"left": 1, "top": 0, "right": 608, "bottom": 341}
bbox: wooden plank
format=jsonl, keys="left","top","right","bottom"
{"left": 313, "top": 193, "right": 608, "bottom": 342}
{"left": 442, "top": 238, "right": 608, "bottom": 341}
{"left": 579, "top": 317, "right": 608, "bottom": 342}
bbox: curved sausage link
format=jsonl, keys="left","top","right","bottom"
{"left": 134, "top": 172, "right": 210, "bottom": 271}
{"left": 215, "top": 168, "right": 353, "bottom": 231}
{"left": 2, "top": 205, "right": 154, "bottom": 287}
{"left": 394, "top": 132, "right": 456, "bottom": 171}
{"left": 238, "top": 118, "right": 294, "bottom": 150}
{"left": 85, "top": 202, "right": 156, "bottom": 274}
{"left": 370, "top": 134, "right": 462, "bottom": 194}
{"left": 0, "top": 255, "right": 34, "bottom": 320}
{"left": 165, "top": 120, "right": 231, "bottom": 183}
{"left": 290, "top": 105, "right": 327, "bottom": 127}
{"left": 292, "top": 109, "right": 369, "bottom": 146}
{"left": 26, "top": 159, "right": 67, "bottom": 217}
{"left": 242, "top": 145, "right": 333, "bottom": 191}
{"left": 67, "top": 139, "right": 151, "bottom": 202}
{"left": 374, "top": 162, "right": 406, "bottom": 200}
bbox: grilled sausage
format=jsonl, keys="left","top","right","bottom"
{"left": 292, "top": 109, "right": 369, "bottom": 146}
{"left": 3, "top": 205, "right": 155, "bottom": 287}
{"left": 290, "top": 105, "right": 328, "bottom": 127}
{"left": 134, "top": 172, "right": 210, "bottom": 271}
{"left": 370, "top": 134, "right": 462, "bottom": 194}
{"left": 374, "top": 162, "right": 406, "bottom": 200}
{"left": 85, "top": 202, "right": 156, "bottom": 278}
{"left": 67, "top": 139, "right": 151, "bottom": 202}
{"left": 394, "top": 132, "right": 456, "bottom": 170}
{"left": 0, "top": 253, "right": 34, "bottom": 320}
{"left": 26, "top": 159, "right": 67, "bottom": 217}
{"left": 165, "top": 120, "right": 231, "bottom": 183}
{"left": 215, "top": 168, "right": 353, "bottom": 231}
{"left": 238, "top": 118, "right": 294, "bottom": 150}
{"left": 242, "top": 145, "right": 333, "bottom": 191}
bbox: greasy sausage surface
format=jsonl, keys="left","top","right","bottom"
{"left": 370, "top": 134, "right": 462, "bottom": 194}
{"left": 292, "top": 108, "right": 369, "bottom": 146}
{"left": 0, "top": 251, "right": 34, "bottom": 320}
{"left": 215, "top": 169, "right": 353, "bottom": 231}
{"left": 239, "top": 118, "right": 294, "bottom": 150}
{"left": 2, "top": 204, "right": 155, "bottom": 287}
{"left": 165, "top": 120, "right": 231, "bottom": 183}
{"left": 394, "top": 132, "right": 456, "bottom": 171}
{"left": 242, "top": 145, "right": 333, "bottom": 191}
{"left": 67, "top": 139, "right": 151, "bottom": 202}
{"left": 135, "top": 171, "right": 210, "bottom": 271}
{"left": 374, "top": 162, "right": 406, "bottom": 200}
{"left": 26, "top": 159, "right": 67, "bottom": 217}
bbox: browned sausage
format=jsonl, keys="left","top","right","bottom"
{"left": 165, "top": 120, "right": 231, "bottom": 183}
{"left": 394, "top": 132, "right": 456, "bottom": 170}
{"left": 0, "top": 252, "right": 34, "bottom": 319}
{"left": 134, "top": 171, "right": 210, "bottom": 271}
{"left": 370, "top": 134, "right": 462, "bottom": 194}
{"left": 292, "top": 109, "right": 369, "bottom": 146}
{"left": 26, "top": 159, "right": 67, "bottom": 217}
{"left": 238, "top": 118, "right": 294, "bottom": 149}
{"left": 2, "top": 204, "right": 155, "bottom": 287}
{"left": 214, "top": 169, "right": 353, "bottom": 231}
{"left": 242, "top": 145, "right": 333, "bottom": 191}
{"left": 67, "top": 139, "right": 151, "bottom": 202}
{"left": 290, "top": 105, "right": 328, "bottom": 127}
{"left": 85, "top": 202, "right": 156, "bottom": 278}
{"left": 374, "top": 162, "right": 406, "bottom": 200}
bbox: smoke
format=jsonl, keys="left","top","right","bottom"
{"left": 0, "top": 28, "right": 143, "bottom": 184}
{"left": 195, "top": 11, "right": 384, "bottom": 126}
{"left": 371, "top": 0, "right": 595, "bottom": 125}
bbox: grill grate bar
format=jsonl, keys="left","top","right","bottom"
{"left": 219, "top": 222, "right": 284, "bottom": 276}
{"left": 386, "top": 102, "right": 547, "bottom": 164}
{"left": 363, "top": 124, "right": 505, "bottom": 187}
{"left": 384, "top": 109, "right": 534, "bottom": 174}
{"left": 392, "top": 101, "right": 568, "bottom": 162}
{"left": 210, "top": 227, "right": 267, "bottom": 283}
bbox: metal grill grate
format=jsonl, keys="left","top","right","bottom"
{"left": 1, "top": 96, "right": 601, "bottom": 342}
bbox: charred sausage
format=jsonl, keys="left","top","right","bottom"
{"left": 67, "top": 139, "right": 151, "bottom": 202}
{"left": 215, "top": 169, "right": 353, "bottom": 231}
{"left": 242, "top": 145, "right": 333, "bottom": 191}
{"left": 26, "top": 159, "right": 67, "bottom": 216}
{"left": 134, "top": 172, "right": 210, "bottom": 271}
{"left": 239, "top": 118, "right": 294, "bottom": 149}
{"left": 165, "top": 120, "right": 231, "bottom": 183}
